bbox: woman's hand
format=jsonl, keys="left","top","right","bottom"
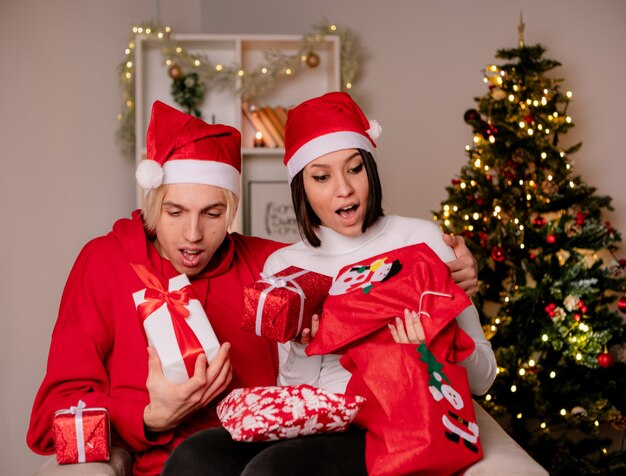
{"left": 143, "top": 343, "right": 233, "bottom": 433}
{"left": 388, "top": 309, "right": 426, "bottom": 344}
{"left": 297, "top": 314, "right": 320, "bottom": 345}
{"left": 443, "top": 233, "right": 478, "bottom": 297}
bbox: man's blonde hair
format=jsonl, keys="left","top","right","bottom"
{"left": 141, "top": 185, "right": 239, "bottom": 233}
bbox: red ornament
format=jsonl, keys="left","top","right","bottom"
{"left": 605, "top": 221, "right": 616, "bottom": 236}
{"left": 491, "top": 246, "right": 506, "bottom": 262}
{"left": 476, "top": 197, "right": 484, "bottom": 206}
{"left": 545, "top": 303, "right": 557, "bottom": 318}
{"left": 573, "top": 313, "right": 581, "bottom": 321}
{"left": 619, "top": 259, "right": 626, "bottom": 267}
{"left": 478, "top": 231, "right": 489, "bottom": 248}
{"left": 451, "top": 178, "right": 461, "bottom": 186}
{"left": 576, "top": 212, "right": 586, "bottom": 226}
{"left": 463, "top": 109, "right": 481, "bottom": 125}
{"left": 547, "top": 234, "right": 557, "bottom": 244}
{"left": 533, "top": 216, "right": 546, "bottom": 228}
{"left": 524, "top": 114, "right": 533, "bottom": 124}
{"left": 597, "top": 352, "right": 614, "bottom": 368}
{"left": 618, "top": 295, "right": 626, "bottom": 314}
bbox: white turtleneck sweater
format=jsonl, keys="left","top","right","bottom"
{"left": 263, "top": 215, "right": 497, "bottom": 396}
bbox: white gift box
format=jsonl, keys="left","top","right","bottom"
{"left": 132, "top": 273, "right": 220, "bottom": 384}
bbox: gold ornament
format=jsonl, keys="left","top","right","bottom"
{"left": 491, "top": 88, "right": 506, "bottom": 101}
{"left": 565, "top": 221, "right": 581, "bottom": 237}
{"left": 168, "top": 64, "right": 183, "bottom": 80}
{"left": 541, "top": 179, "right": 558, "bottom": 195}
{"left": 306, "top": 51, "right": 320, "bottom": 68}
{"left": 556, "top": 249, "right": 571, "bottom": 266}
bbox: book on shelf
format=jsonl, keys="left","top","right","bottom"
{"left": 242, "top": 102, "right": 278, "bottom": 148}
{"left": 273, "top": 106, "right": 289, "bottom": 128}
{"left": 262, "top": 106, "right": 285, "bottom": 142}
{"left": 256, "top": 107, "right": 283, "bottom": 147}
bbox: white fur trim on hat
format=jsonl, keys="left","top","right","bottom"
{"left": 367, "top": 120, "right": 382, "bottom": 141}
{"left": 287, "top": 131, "right": 375, "bottom": 183}
{"left": 136, "top": 159, "right": 165, "bottom": 190}
{"left": 162, "top": 159, "right": 241, "bottom": 197}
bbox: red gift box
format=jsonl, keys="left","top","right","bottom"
{"left": 242, "top": 266, "right": 332, "bottom": 343}
{"left": 53, "top": 400, "right": 110, "bottom": 464}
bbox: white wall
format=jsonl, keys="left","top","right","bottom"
{"left": 0, "top": 1, "right": 203, "bottom": 473}
{"left": 1, "top": 0, "right": 624, "bottom": 474}
{"left": 202, "top": 0, "right": 626, "bottom": 240}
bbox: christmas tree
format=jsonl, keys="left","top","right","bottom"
{"left": 434, "top": 20, "right": 626, "bottom": 474}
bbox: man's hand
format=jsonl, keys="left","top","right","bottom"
{"left": 443, "top": 233, "right": 478, "bottom": 297}
{"left": 143, "top": 343, "right": 232, "bottom": 433}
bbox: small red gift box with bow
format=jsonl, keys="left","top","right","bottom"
{"left": 53, "top": 400, "right": 110, "bottom": 464}
{"left": 242, "top": 266, "right": 332, "bottom": 343}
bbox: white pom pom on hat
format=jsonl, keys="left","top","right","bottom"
{"left": 136, "top": 101, "right": 242, "bottom": 197}
{"left": 366, "top": 119, "right": 382, "bottom": 141}
{"left": 136, "top": 158, "right": 164, "bottom": 189}
{"left": 283, "top": 92, "right": 382, "bottom": 183}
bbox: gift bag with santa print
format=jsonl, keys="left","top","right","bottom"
{"left": 306, "top": 242, "right": 483, "bottom": 475}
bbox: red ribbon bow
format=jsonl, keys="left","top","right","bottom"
{"left": 131, "top": 263, "right": 203, "bottom": 378}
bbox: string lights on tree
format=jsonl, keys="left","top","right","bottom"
{"left": 433, "top": 16, "right": 626, "bottom": 474}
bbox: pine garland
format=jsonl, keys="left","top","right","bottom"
{"left": 115, "top": 21, "right": 362, "bottom": 156}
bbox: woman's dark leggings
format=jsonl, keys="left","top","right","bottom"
{"left": 161, "top": 426, "right": 367, "bottom": 476}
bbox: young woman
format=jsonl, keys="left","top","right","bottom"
{"left": 265, "top": 92, "right": 497, "bottom": 398}
{"left": 162, "top": 93, "right": 489, "bottom": 476}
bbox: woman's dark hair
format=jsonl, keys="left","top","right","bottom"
{"left": 290, "top": 149, "right": 384, "bottom": 247}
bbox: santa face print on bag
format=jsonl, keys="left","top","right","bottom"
{"left": 328, "top": 257, "right": 402, "bottom": 295}
{"left": 418, "top": 342, "right": 479, "bottom": 453}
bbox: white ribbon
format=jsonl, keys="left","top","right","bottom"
{"left": 256, "top": 269, "right": 309, "bottom": 337}
{"left": 416, "top": 290, "right": 454, "bottom": 319}
{"left": 70, "top": 400, "right": 87, "bottom": 463}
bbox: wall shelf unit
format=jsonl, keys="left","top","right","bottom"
{"left": 134, "top": 33, "right": 341, "bottom": 238}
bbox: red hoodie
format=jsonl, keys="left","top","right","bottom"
{"left": 27, "top": 210, "right": 284, "bottom": 475}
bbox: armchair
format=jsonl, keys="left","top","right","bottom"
{"left": 34, "top": 401, "right": 547, "bottom": 475}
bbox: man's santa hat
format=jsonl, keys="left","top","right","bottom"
{"left": 136, "top": 100, "right": 241, "bottom": 197}
{"left": 283, "top": 92, "right": 381, "bottom": 183}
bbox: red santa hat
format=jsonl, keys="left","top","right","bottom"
{"left": 283, "top": 92, "right": 381, "bottom": 182}
{"left": 136, "top": 100, "right": 241, "bottom": 197}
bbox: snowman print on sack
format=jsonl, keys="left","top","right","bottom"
{"left": 329, "top": 257, "right": 402, "bottom": 295}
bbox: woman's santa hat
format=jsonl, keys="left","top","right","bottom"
{"left": 283, "top": 92, "right": 381, "bottom": 183}
{"left": 136, "top": 100, "right": 241, "bottom": 197}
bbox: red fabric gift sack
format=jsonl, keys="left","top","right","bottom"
{"left": 307, "top": 243, "right": 483, "bottom": 475}
{"left": 343, "top": 341, "right": 481, "bottom": 475}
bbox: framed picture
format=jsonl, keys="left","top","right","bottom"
{"left": 247, "top": 181, "right": 300, "bottom": 243}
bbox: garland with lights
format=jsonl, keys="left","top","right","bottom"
{"left": 434, "top": 21, "right": 626, "bottom": 475}
{"left": 115, "top": 20, "right": 362, "bottom": 156}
